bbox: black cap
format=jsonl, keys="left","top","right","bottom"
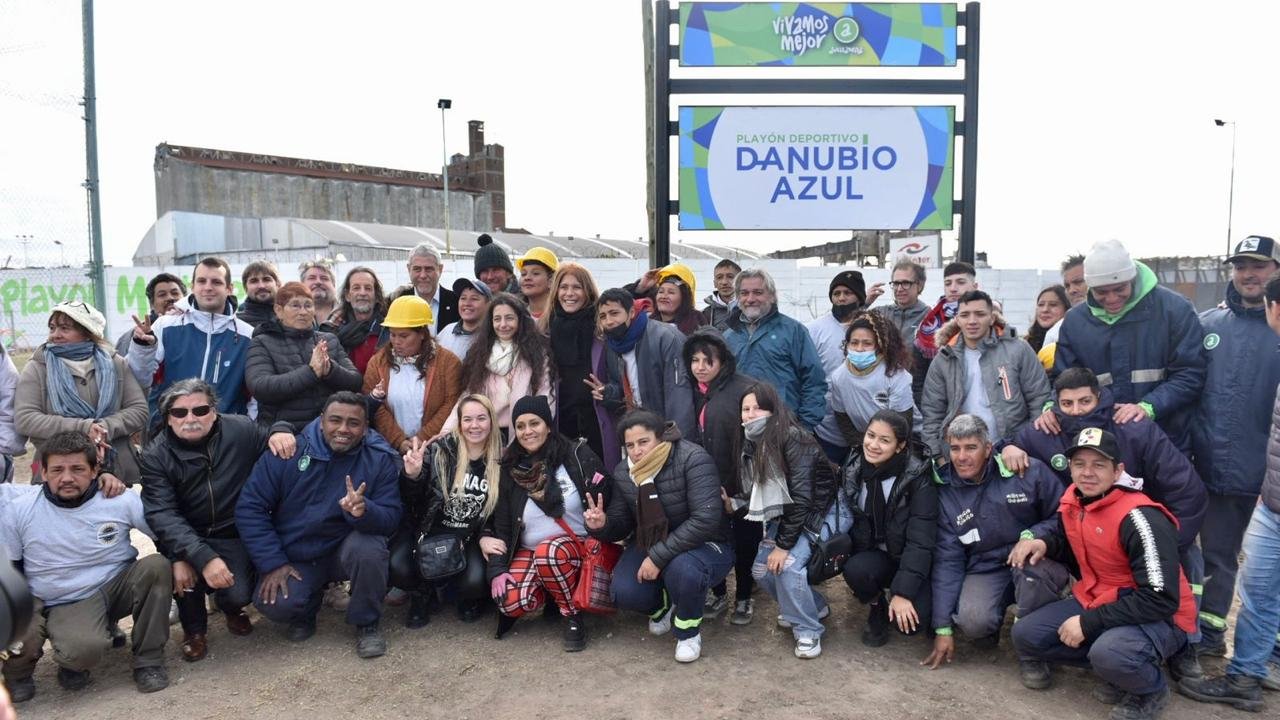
{"left": 452, "top": 277, "right": 492, "bottom": 300}
{"left": 511, "top": 395, "right": 554, "bottom": 428}
{"left": 1065, "top": 427, "right": 1120, "bottom": 462}
{"left": 829, "top": 270, "right": 866, "bottom": 304}
{"left": 1226, "top": 235, "right": 1280, "bottom": 264}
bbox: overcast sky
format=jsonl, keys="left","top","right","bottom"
{"left": 2, "top": 1, "right": 1278, "bottom": 269}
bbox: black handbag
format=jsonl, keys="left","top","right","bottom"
{"left": 416, "top": 533, "right": 467, "bottom": 581}
{"left": 805, "top": 488, "right": 853, "bottom": 584}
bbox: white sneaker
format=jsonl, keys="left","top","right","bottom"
{"left": 794, "top": 636, "right": 822, "bottom": 659}
{"left": 675, "top": 634, "right": 702, "bottom": 663}
{"left": 777, "top": 604, "right": 830, "bottom": 629}
{"left": 648, "top": 606, "right": 673, "bottom": 636}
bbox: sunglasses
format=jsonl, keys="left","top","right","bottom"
{"left": 168, "top": 405, "right": 213, "bottom": 419}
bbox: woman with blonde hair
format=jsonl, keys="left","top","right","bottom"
{"left": 394, "top": 394, "right": 504, "bottom": 626}
{"left": 541, "top": 262, "right": 606, "bottom": 460}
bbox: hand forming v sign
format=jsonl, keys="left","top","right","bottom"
{"left": 583, "top": 492, "right": 607, "bottom": 530}
{"left": 583, "top": 373, "right": 606, "bottom": 402}
{"left": 402, "top": 436, "right": 426, "bottom": 478}
{"left": 339, "top": 475, "right": 367, "bottom": 518}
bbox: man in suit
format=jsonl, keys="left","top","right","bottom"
{"left": 390, "top": 244, "right": 458, "bottom": 335}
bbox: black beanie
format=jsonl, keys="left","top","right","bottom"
{"left": 511, "top": 395, "right": 554, "bottom": 428}
{"left": 829, "top": 270, "right": 867, "bottom": 304}
{"left": 474, "top": 233, "right": 515, "bottom": 277}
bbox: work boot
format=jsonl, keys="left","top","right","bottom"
{"left": 3, "top": 676, "right": 34, "bottom": 703}
{"left": 1168, "top": 646, "right": 1204, "bottom": 682}
{"left": 286, "top": 615, "right": 317, "bottom": 642}
{"left": 1109, "top": 686, "right": 1170, "bottom": 720}
{"left": 562, "top": 613, "right": 587, "bottom": 652}
{"left": 1178, "top": 674, "right": 1264, "bottom": 712}
{"left": 1092, "top": 682, "right": 1125, "bottom": 705}
{"left": 225, "top": 610, "right": 253, "bottom": 636}
{"left": 355, "top": 622, "right": 387, "bottom": 659}
{"left": 861, "top": 596, "right": 890, "bottom": 648}
{"left": 1195, "top": 632, "right": 1227, "bottom": 658}
{"left": 406, "top": 591, "right": 430, "bottom": 629}
{"left": 1019, "top": 659, "right": 1052, "bottom": 690}
{"left": 133, "top": 666, "right": 169, "bottom": 694}
{"left": 180, "top": 632, "right": 208, "bottom": 662}
{"left": 1263, "top": 662, "right": 1279, "bottom": 692}
{"left": 110, "top": 622, "right": 127, "bottom": 648}
{"left": 456, "top": 598, "right": 484, "bottom": 623}
{"left": 56, "top": 667, "right": 91, "bottom": 691}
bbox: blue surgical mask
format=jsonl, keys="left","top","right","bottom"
{"left": 847, "top": 350, "right": 878, "bottom": 370}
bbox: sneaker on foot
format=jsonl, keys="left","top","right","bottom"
{"left": 703, "top": 590, "right": 729, "bottom": 619}
{"left": 794, "top": 636, "right": 822, "bottom": 659}
{"left": 1109, "top": 686, "right": 1171, "bottom": 720}
{"left": 56, "top": 667, "right": 91, "bottom": 691}
{"left": 3, "top": 676, "right": 34, "bottom": 703}
{"left": 1178, "top": 674, "right": 1264, "bottom": 712}
{"left": 323, "top": 582, "right": 351, "bottom": 611}
{"left": 110, "top": 622, "right": 127, "bottom": 648}
{"left": 384, "top": 587, "right": 409, "bottom": 607}
{"left": 356, "top": 623, "right": 387, "bottom": 659}
{"left": 675, "top": 634, "right": 702, "bottom": 663}
{"left": 168, "top": 599, "right": 179, "bottom": 625}
{"left": 777, "top": 604, "right": 829, "bottom": 630}
{"left": 563, "top": 613, "right": 587, "bottom": 652}
{"left": 1263, "top": 662, "right": 1279, "bottom": 692}
{"left": 649, "top": 606, "right": 674, "bottom": 636}
{"left": 1019, "top": 659, "right": 1052, "bottom": 690}
{"left": 133, "top": 666, "right": 169, "bottom": 694}
{"left": 286, "top": 616, "right": 317, "bottom": 643}
{"left": 861, "top": 598, "right": 890, "bottom": 648}
{"left": 1092, "top": 682, "right": 1125, "bottom": 705}
{"left": 729, "top": 599, "right": 754, "bottom": 626}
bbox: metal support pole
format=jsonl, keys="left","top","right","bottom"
{"left": 1226, "top": 122, "right": 1236, "bottom": 257}
{"left": 441, "top": 107, "right": 451, "bottom": 256}
{"left": 82, "top": 0, "right": 107, "bottom": 311}
{"left": 958, "top": 1, "right": 981, "bottom": 265}
{"left": 652, "top": 0, "right": 672, "bottom": 267}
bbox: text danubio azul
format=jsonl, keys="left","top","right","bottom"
{"left": 734, "top": 133, "right": 899, "bottom": 203}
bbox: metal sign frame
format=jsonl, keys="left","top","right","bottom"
{"left": 652, "top": 1, "right": 981, "bottom": 264}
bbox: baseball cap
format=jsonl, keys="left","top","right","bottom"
{"left": 1225, "top": 235, "right": 1280, "bottom": 264}
{"left": 452, "top": 277, "right": 492, "bottom": 300}
{"left": 1065, "top": 427, "right": 1120, "bottom": 462}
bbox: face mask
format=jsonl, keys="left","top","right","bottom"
{"left": 605, "top": 322, "right": 630, "bottom": 340}
{"left": 832, "top": 302, "right": 859, "bottom": 322}
{"left": 742, "top": 414, "right": 770, "bottom": 441}
{"left": 847, "top": 350, "right": 878, "bottom": 370}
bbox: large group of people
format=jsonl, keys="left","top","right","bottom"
{"left": 2, "top": 231, "right": 1279, "bottom": 719}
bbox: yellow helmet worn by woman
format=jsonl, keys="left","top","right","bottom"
{"left": 657, "top": 263, "right": 696, "bottom": 295}
{"left": 382, "top": 295, "right": 434, "bottom": 328}
{"left": 517, "top": 247, "right": 559, "bottom": 273}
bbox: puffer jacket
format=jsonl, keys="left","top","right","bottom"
{"left": 1262, "top": 383, "right": 1280, "bottom": 514}
{"left": 700, "top": 293, "right": 735, "bottom": 331}
{"left": 841, "top": 446, "right": 937, "bottom": 601}
{"left": 683, "top": 329, "right": 757, "bottom": 497}
{"left": 593, "top": 425, "right": 730, "bottom": 569}
{"left": 931, "top": 454, "right": 1062, "bottom": 631}
{"left": 1010, "top": 387, "right": 1206, "bottom": 548}
{"left": 15, "top": 344, "right": 149, "bottom": 485}
{"left": 1053, "top": 262, "right": 1206, "bottom": 452}
{"left": 724, "top": 306, "right": 828, "bottom": 430}
{"left": 601, "top": 317, "right": 697, "bottom": 438}
{"left": 236, "top": 298, "right": 276, "bottom": 329}
{"left": 484, "top": 437, "right": 611, "bottom": 581}
{"left": 919, "top": 322, "right": 1052, "bottom": 459}
{"left": 741, "top": 424, "right": 838, "bottom": 550}
{"left": 244, "top": 318, "right": 363, "bottom": 433}
{"left": 1192, "top": 283, "right": 1280, "bottom": 497}
{"left": 140, "top": 414, "right": 292, "bottom": 570}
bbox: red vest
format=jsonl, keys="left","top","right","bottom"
{"left": 1059, "top": 486, "right": 1197, "bottom": 633}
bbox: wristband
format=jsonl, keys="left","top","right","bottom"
{"left": 1138, "top": 401, "right": 1155, "bottom": 419}
{"left": 1019, "top": 529, "right": 1035, "bottom": 541}
{"left": 934, "top": 626, "right": 954, "bottom": 636}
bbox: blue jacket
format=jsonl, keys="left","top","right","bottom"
{"left": 1192, "top": 283, "right": 1280, "bottom": 497}
{"left": 931, "top": 455, "right": 1061, "bottom": 631}
{"left": 1053, "top": 262, "right": 1206, "bottom": 452}
{"left": 724, "top": 306, "right": 827, "bottom": 429}
{"left": 235, "top": 418, "right": 402, "bottom": 573}
{"left": 128, "top": 295, "right": 255, "bottom": 421}
{"left": 1010, "top": 388, "right": 1206, "bottom": 548}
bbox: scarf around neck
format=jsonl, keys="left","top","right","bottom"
{"left": 488, "top": 339, "right": 517, "bottom": 376}
{"left": 550, "top": 303, "right": 596, "bottom": 368}
{"left": 914, "top": 297, "right": 958, "bottom": 359}
{"left": 628, "top": 441, "right": 672, "bottom": 486}
{"left": 45, "top": 341, "right": 118, "bottom": 420}
{"left": 606, "top": 310, "right": 648, "bottom": 355}
{"left": 742, "top": 438, "right": 791, "bottom": 523}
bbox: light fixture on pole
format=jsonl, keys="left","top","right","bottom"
{"left": 438, "top": 98, "right": 452, "bottom": 256}
{"left": 1214, "top": 118, "right": 1236, "bottom": 258}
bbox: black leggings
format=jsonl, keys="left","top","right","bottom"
{"left": 389, "top": 526, "right": 488, "bottom": 600}
{"left": 713, "top": 515, "right": 763, "bottom": 601}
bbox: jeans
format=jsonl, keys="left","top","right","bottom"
{"left": 754, "top": 501, "right": 852, "bottom": 641}
{"left": 253, "top": 531, "right": 390, "bottom": 627}
{"left": 1012, "top": 596, "right": 1186, "bottom": 696}
{"left": 611, "top": 542, "right": 734, "bottom": 640}
{"left": 175, "top": 536, "right": 256, "bottom": 635}
{"left": 1227, "top": 503, "right": 1280, "bottom": 679}
{"left": 950, "top": 560, "right": 1071, "bottom": 639}
{"left": 1199, "top": 493, "right": 1257, "bottom": 642}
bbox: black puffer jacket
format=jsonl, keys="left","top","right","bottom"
{"left": 840, "top": 446, "right": 937, "bottom": 601}
{"left": 683, "top": 329, "right": 757, "bottom": 498}
{"left": 400, "top": 434, "right": 497, "bottom": 537}
{"left": 245, "top": 318, "right": 363, "bottom": 432}
{"left": 140, "top": 414, "right": 293, "bottom": 571}
{"left": 237, "top": 298, "right": 275, "bottom": 329}
{"left": 593, "top": 424, "right": 729, "bottom": 568}
{"left": 743, "top": 424, "right": 839, "bottom": 550}
{"left": 484, "top": 437, "right": 611, "bottom": 581}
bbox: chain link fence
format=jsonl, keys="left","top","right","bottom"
{"left": 1, "top": 1, "right": 94, "bottom": 361}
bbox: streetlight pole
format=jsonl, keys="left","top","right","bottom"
{"left": 438, "top": 98, "right": 452, "bottom": 256}
{"left": 1214, "top": 118, "right": 1237, "bottom": 257}
{"left": 54, "top": 240, "right": 65, "bottom": 267}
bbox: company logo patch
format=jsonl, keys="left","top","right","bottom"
{"left": 1005, "top": 492, "right": 1028, "bottom": 504}
{"left": 1203, "top": 333, "right": 1220, "bottom": 350}
{"left": 1050, "top": 454, "right": 1068, "bottom": 471}
{"left": 1076, "top": 427, "right": 1104, "bottom": 447}
{"left": 1241, "top": 237, "right": 1261, "bottom": 252}
{"left": 97, "top": 522, "right": 120, "bottom": 545}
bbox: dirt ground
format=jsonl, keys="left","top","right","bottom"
{"left": 1, "top": 428, "right": 1257, "bottom": 720}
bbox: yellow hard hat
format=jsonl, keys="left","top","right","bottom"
{"left": 657, "top": 263, "right": 696, "bottom": 295}
{"left": 517, "top": 246, "right": 559, "bottom": 273}
{"left": 382, "top": 295, "right": 433, "bottom": 328}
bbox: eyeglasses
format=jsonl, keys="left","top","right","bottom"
{"left": 283, "top": 301, "right": 316, "bottom": 312}
{"left": 888, "top": 280, "right": 918, "bottom": 288}
{"left": 168, "top": 405, "right": 213, "bottom": 419}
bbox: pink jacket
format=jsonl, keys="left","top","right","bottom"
{"left": 442, "top": 358, "right": 555, "bottom": 433}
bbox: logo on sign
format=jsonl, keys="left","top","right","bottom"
{"left": 900, "top": 242, "right": 927, "bottom": 255}
{"left": 833, "top": 17, "right": 860, "bottom": 44}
